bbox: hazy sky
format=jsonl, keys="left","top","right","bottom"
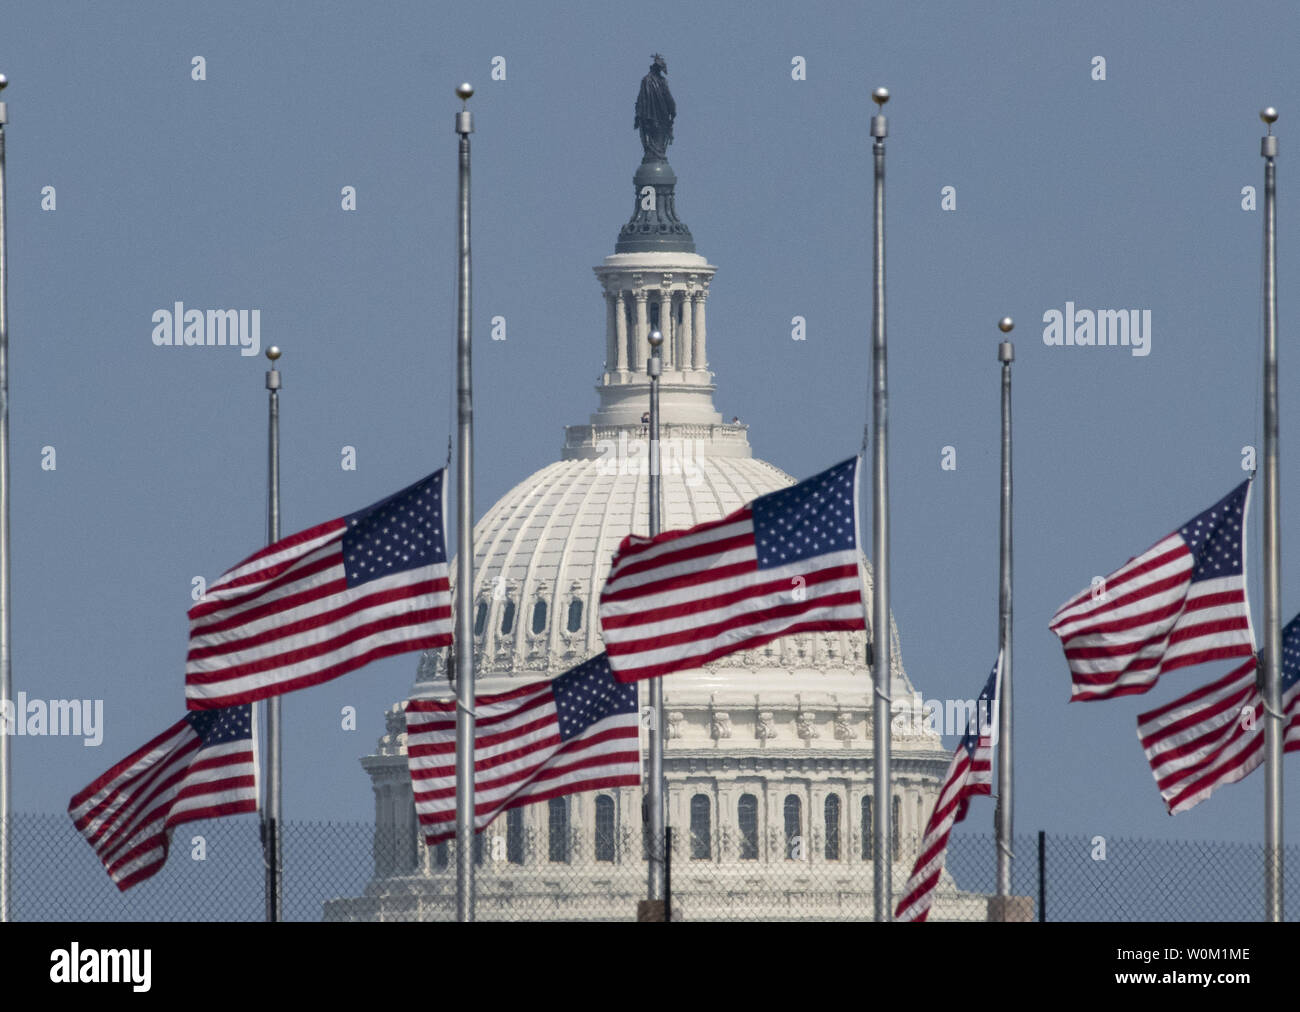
{"left": 2, "top": 0, "right": 1299, "bottom": 867}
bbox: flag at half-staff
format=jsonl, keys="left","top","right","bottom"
{"left": 185, "top": 469, "right": 453, "bottom": 709}
{"left": 1049, "top": 479, "right": 1254, "bottom": 702}
{"left": 68, "top": 706, "right": 258, "bottom": 890}
{"left": 1137, "top": 611, "right": 1300, "bottom": 815}
{"left": 895, "top": 656, "right": 999, "bottom": 922}
{"left": 407, "top": 652, "right": 640, "bottom": 841}
{"left": 598, "top": 456, "right": 867, "bottom": 683}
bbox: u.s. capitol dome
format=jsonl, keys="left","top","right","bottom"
{"left": 325, "top": 64, "right": 990, "bottom": 922}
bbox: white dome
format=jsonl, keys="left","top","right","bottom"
{"left": 415, "top": 431, "right": 918, "bottom": 717}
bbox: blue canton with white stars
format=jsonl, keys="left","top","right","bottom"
{"left": 1178, "top": 480, "right": 1248, "bottom": 581}
{"left": 187, "top": 704, "right": 252, "bottom": 745}
{"left": 342, "top": 470, "right": 446, "bottom": 589}
{"left": 1276, "top": 614, "right": 1300, "bottom": 694}
{"left": 551, "top": 653, "right": 637, "bottom": 741}
{"left": 751, "top": 458, "right": 858, "bottom": 569}
{"left": 961, "top": 662, "right": 1000, "bottom": 757}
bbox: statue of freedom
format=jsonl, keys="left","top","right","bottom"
{"left": 635, "top": 54, "right": 675, "bottom": 161}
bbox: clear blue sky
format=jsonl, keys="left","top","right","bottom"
{"left": 2, "top": 0, "right": 1298, "bottom": 859}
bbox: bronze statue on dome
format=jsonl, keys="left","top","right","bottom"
{"left": 635, "top": 54, "right": 675, "bottom": 161}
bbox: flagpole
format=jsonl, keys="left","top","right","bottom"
{"left": 995, "top": 318, "right": 1014, "bottom": 909}
{"left": 1260, "top": 106, "right": 1283, "bottom": 922}
{"left": 263, "top": 344, "right": 283, "bottom": 922}
{"left": 646, "top": 328, "right": 666, "bottom": 917}
{"left": 453, "top": 82, "right": 477, "bottom": 924}
{"left": 0, "top": 73, "right": 11, "bottom": 924}
{"left": 869, "top": 85, "right": 892, "bottom": 923}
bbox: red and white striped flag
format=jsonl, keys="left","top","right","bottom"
{"left": 69, "top": 706, "right": 257, "bottom": 890}
{"left": 599, "top": 457, "right": 866, "bottom": 683}
{"left": 407, "top": 652, "right": 640, "bottom": 843}
{"left": 1137, "top": 613, "right": 1300, "bottom": 814}
{"left": 895, "top": 656, "right": 998, "bottom": 923}
{"left": 1049, "top": 480, "right": 1254, "bottom": 702}
{"left": 186, "top": 469, "right": 452, "bottom": 709}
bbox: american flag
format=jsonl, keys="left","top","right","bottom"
{"left": 68, "top": 705, "right": 257, "bottom": 891}
{"left": 186, "top": 469, "right": 453, "bottom": 709}
{"left": 1049, "top": 480, "right": 1254, "bottom": 702}
{"left": 1137, "top": 614, "right": 1300, "bottom": 815}
{"left": 407, "top": 652, "right": 640, "bottom": 843}
{"left": 895, "top": 657, "right": 998, "bottom": 923}
{"left": 598, "top": 456, "right": 866, "bottom": 684}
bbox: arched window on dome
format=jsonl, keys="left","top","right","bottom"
{"left": 783, "top": 795, "right": 802, "bottom": 861}
{"left": 738, "top": 794, "right": 758, "bottom": 860}
{"left": 824, "top": 794, "right": 841, "bottom": 861}
{"left": 432, "top": 840, "right": 449, "bottom": 870}
{"left": 595, "top": 796, "right": 615, "bottom": 862}
{"left": 473, "top": 600, "right": 487, "bottom": 638}
{"left": 567, "top": 598, "right": 583, "bottom": 633}
{"left": 500, "top": 598, "right": 516, "bottom": 636}
{"left": 690, "top": 794, "right": 711, "bottom": 860}
{"left": 531, "top": 599, "right": 548, "bottom": 635}
{"left": 862, "top": 795, "right": 874, "bottom": 860}
{"left": 506, "top": 807, "right": 524, "bottom": 865}
{"left": 892, "top": 795, "right": 902, "bottom": 861}
{"left": 547, "top": 797, "right": 568, "bottom": 863}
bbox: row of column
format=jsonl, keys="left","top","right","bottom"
{"left": 375, "top": 779, "right": 933, "bottom": 876}
{"left": 604, "top": 287, "right": 709, "bottom": 375}
{"left": 672, "top": 782, "right": 931, "bottom": 865}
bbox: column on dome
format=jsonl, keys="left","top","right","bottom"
{"left": 634, "top": 289, "right": 649, "bottom": 372}
{"left": 658, "top": 286, "right": 673, "bottom": 370}
{"left": 397, "top": 778, "right": 418, "bottom": 874}
{"left": 667, "top": 783, "right": 684, "bottom": 861}
{"left": 373, "top": 781, "right": 393, "bottom": 878}
{"left": 614, "top": 290, "right": 628, "bottom": 373}
{"left": 604, "top": 290, "right": 617, "bottom": 375}
{"left": 679, "top": 288, "right": 693, "bottom": 373}
{"left": 691, "top": 290, "right": 708, "bottom": 370}
{"left": 846, "top": 787, "right": 858, "bottom": 868}
{"left": 716, "top": 785, "right": 732, "bottom": 863}
{"left": 573, "top": 795, "right": 586, "bottom": 864}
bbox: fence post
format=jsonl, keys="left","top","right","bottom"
{"left": 664, "top": 826, "right": 672, "bottom": 922}
{"left": 1037, "top": 829, "right": 1046, "bottom": 922}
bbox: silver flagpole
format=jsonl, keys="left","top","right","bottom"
{"left": 1260, "top": 106, "right": 1283, "bottom": 922}
{"left": 453, "top": 82, "right": 477, "bottom": 923}
{"left": 646, "top": 329, "right": 665, "bottom": 917}
{"left": 263, "top": 345, "right": 283, "bottom": 922}
{"left": 0, "top": 73, "right": 11, "bottom": 925}
{"left": 995, "top": 318, "right": 1014, "bottom": 911}
{"left": 869, "top": 85, "right": 892, "bottom": 923}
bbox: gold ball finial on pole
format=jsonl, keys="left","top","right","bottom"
{"left": 456, "top": 82, "right": 474, "bottom": 103}
{"left": 998, "top": 318, "right": 1014, "bottom": 362}
{"left": 1262, "top": 107, "right": 1279, "bottom": 125}
{"left": 266, "top": 346, "right": 282, "bottom": 362}
{"left": 872, "top": 86, "right": 889, "bottom": 106}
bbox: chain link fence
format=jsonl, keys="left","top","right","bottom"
{"left": 9, "top": 812, "right": 1300, "bottom": 921}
